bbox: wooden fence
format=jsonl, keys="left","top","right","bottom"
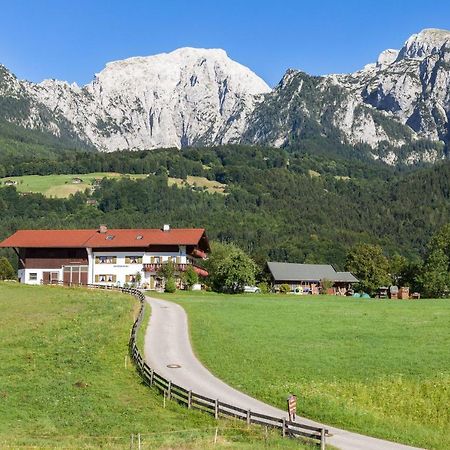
{"left": 81, "top": 284, "right": 328, "bottom": 448}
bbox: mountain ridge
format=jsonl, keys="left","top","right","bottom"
{"left": 1, "top": 29, "right": 449, "bottom": 165}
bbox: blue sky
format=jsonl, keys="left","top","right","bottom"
{"left": 0, "top": 0, "right": 449, "bottom": 87}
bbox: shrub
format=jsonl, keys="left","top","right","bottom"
{"left": 182, "top": 265, "right": 199, "bottom": 290}
{"left": 0, "top": 257, "right": 15, "bottom": 280}
{"left": 164, "top": 277, "right": 176, "bottom": 293}
{"left": 279, "top": 284, "right": 291, "bottom": 294}
{"left": 257, "top": 281, "right": 270, "bottom": 293}
{"left": 320, "top": 278, "right": 333, "bottom": 294}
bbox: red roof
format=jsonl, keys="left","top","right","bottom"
{"left": 0, "top": 228, "right": 209, "bottom": 250}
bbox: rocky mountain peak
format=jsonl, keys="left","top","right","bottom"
{"left": 397, "top": 28, "right": 450, "bottom": 61}
{"left": 376, "top": 49, "right": 399, "bottom": 69}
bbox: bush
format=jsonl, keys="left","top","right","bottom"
{"left": 164, "top": 277, "right": 176, "bottom": 293}
{"left": 0, "top": 257, "right": 15, "bottom": 280}
{"left": 279, "top": 284, "right": 291, "bottom": 294}
{"left": 182, "top": 265, "right": 199, "bottom": 290}
{"left": 320, "top": 278, "right": 333, "bottom": 294}
{"left": 257, "top": 281, "right": 270, "bottom": 293}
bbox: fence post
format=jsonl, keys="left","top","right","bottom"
{"left": 246, "top": 409, "right": 251, "bottom": 425}
{"left": 168, "top": 380, "right": 172, "bottom": 400}
{"left": 321, "top": 428, "right": 326, "bottom": 450}
{"left": 150, "top": 369, "right": 154, "bottom": 386}
{"left": 214, "top": 399, "right": 219, "bottom": 419}
{"left": 188, "top": 390, "right": 192, "bottom": 409}
{"left": 282, "top": 418, "right": 286, "bottom": 437}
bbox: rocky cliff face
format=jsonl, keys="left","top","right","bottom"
{"left": 242, "top": 28, "right": 450, "bottom": 164}
{"left": 1, "top": 29, "right": 449, "bottom": 164}
{"left": 26, "top": 48, "right": 271, "bottom": 151}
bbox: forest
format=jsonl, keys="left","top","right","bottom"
{"left": 1, "top": 143, "right": 449, "bottom": 278}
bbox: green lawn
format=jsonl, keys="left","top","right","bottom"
{"left": 0, "top": 283, "right": 307, "bottom": 449}
{"left": 0, "top": 172, "right": 148, "bottom": 198}
{"left": 155, "top": 291, "right": 450, "bottom": 450}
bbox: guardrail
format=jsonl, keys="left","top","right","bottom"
{"left": 71, "top": 283, "right": 328, "bottom": 448}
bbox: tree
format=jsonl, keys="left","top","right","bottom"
{"left": 206, "top": 242, "right": 257, "bottom": 293}
{"left": 417, "top": 224, "right": 450, "bottom": 298}
{"left": 0, "top": 257, "right": 15, "bottom": 280}
{"left": 157, "top": 260, "right": 177, "bottom": 293}
{"left": 389, "top": 254, "right": 408, "bottom": 286}
{"left": 345, "top": 244, "right": 390, "bottom": 294}
{"left": 279, "top": 283, "right": 290, "bottom": 294}
{"left": 158, "top": 260, "right": 175, "bottom": 280}
{"left": 182, "top": 265, "right": 198, "bottom": 290}
{"left": 164, "top": 277, "right": 176, "bottom": 293}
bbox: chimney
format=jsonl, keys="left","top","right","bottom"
{"left": 162, "top": 224, "right": 170, "bottom": 232}
{"left": 99, "top": 224, "right": 108, "bottom": 234}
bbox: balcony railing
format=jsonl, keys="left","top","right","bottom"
{"left": 143, "top": 263, "right": 188, "bottom": 273}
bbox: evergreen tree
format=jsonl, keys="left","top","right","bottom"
{"left": 0, "top": 257, "right": 15, "bottom": 280}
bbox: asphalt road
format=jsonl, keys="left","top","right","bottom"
{"left": 144, "top": 295, "right": 423, "bottom": 450}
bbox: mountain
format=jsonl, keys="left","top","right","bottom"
{"left": 26, "top": 48, "right": 271, "bottom": 152}
{"left": 0, "top": 30, "right": 450, "bottom": 164}
{"left": 243, "top": 28, "right": 450, "bottom": 165}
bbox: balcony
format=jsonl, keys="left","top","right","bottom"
{"left": 143, "top": 263, "right": 188, "bottom": 273}
{"left": 142, "top": 262, "right": 208, "bottom": 277}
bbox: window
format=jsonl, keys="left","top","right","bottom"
{"left": 126, "top": 274, "right": 138, "bottom": 283}
{"left": 29, "top": 273, "right": 37, "bottom": 281}
{"left": 126, "top": 256, "right": 142, "bottom": 264}
{"left": 95, "top": 274, "right": 117, "bottom": 283}
{"left": 95, "top": 256, "right": 117, "bottom": 264}
{"left": 136, "top": 235, "right": 143, "bottom": 240}
{"left": 106, "top": 235, "right": 115, "bottom": 240}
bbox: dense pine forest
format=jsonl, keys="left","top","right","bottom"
{"left": 1, "top": 137, "right": 449, "bottom": 276}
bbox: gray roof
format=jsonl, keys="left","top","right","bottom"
{"left": 335, "top": 271, "right": 359, "bottom": 283}
{"left": 267, "top": 262, "right": 358, "bottom": 283}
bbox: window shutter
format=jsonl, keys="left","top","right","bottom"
{"left": 176, "top": 256, "right": 181, "bottom": 264}
{"left": 125, "top": 257, "right": 130, "bottom": 264}
{"left": 95, "top": 275, "right": 99, "bottom": 282}
{"left": 95, "top": 257, "right": 100, "bottom": 264}
{"left": 112, "top": 275, "right": 117, "bottom": 282}
{"left": 150, "top": 256, "right": 155, "bottom": 263}
{"left": 112, "top": 257, "right": 117, "bottom": 264}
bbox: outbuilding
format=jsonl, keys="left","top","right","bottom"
{"left": 267, "top": 261, "right": 358, "bottom": 295}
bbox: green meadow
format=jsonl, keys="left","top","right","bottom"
{"left": 0, "top": 172, "right": 147, "bottom": 198}
{"left": 0, "top": 284, "right": 307, "bottom": 449}
{"left": 156, "top": 291, "right": 450, "bottom": 450}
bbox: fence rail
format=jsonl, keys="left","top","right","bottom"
{"left": 70, "top": 283, "right": 328, "bottom": 448}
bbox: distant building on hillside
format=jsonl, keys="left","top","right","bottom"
{"left": 3, "top": 180, "right": 17, "bottom": 186}
{"left": 71, "top": 177, "right": 83, "bottom": 184}
{"left": 0, "top": 225, "right": 209, "bottom": 289}
{"left": 267, "top": 262, "right": 358, "bottom": 295}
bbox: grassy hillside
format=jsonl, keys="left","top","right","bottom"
{"left": 0, "top": 284, "right": 305, "bottom": 449}
{"left": 0, "top": 173, "right": 148, "bottom": 198}
{"left": 157, "top": 291, "right": 450, "bottom": 450}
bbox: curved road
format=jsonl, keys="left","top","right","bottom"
{"left": 144, "top": 296, "right": 423, "bottom": 450}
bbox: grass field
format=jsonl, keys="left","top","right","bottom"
{"left": 168, "top": 175, "right": 227, "bottom": 194}
{"left": 0, "top": 283, "right": 309, "bottom": 449}
{"left": 155, "top": 291, "right": 450, "bottom": 450}
{"left": 0, "top": 173, "right": 148, "bottom": 198}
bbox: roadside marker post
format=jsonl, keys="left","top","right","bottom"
{"left": 287, "top": 394, "right": 297, "bottom": 422}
